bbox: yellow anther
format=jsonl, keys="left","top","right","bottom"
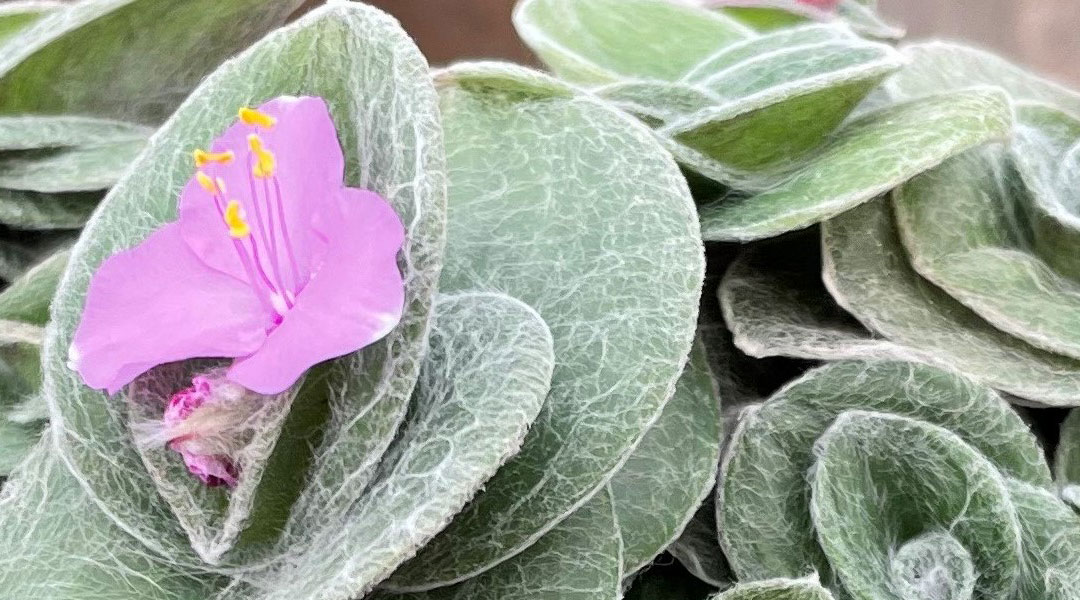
{"left": 193, "top": 149, "right": 235, "bottom": 168}
{"left": 247, "top": 134, "right": 276, "bottom": 178}
{"left": 239, "top": 107, "right": 277, "bottom": 128}
{"left": 223, "top": 200, "right": 251, "bottom": 239}
{"left": 196, "top": 172, "right": 218, "bottom": 194}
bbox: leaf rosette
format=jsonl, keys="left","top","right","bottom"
{"left": 0, "top": 2, "right": 711, "bottom": 599}
{"left": 718, "top": 359, "right": 1080, "bottom": 600}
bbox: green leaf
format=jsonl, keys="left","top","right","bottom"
{"left": 380, "top": 489, "right": 622, "bottom": 595}
{"left": 884, "top": 41, "right": 1080, "bottom": 115}
{"left": 719, "top": 361, "right": 1049, "bottom": 585}
{"left": 377, "top": 490, "right": 621, "bottom": 600}
{"left": 385, "top": 62, "right": 703, "bottom": 590}
{"left": 0, "top": 248, "right": 68, "bottom": 326}
{"left": 835, "top": 0, "right": 904, "bottom": 39}
{"left": 221, "top": 292, "right": 553, "bottom": 599}
{"left": 513, "top": 0, "right": 752, "bottom": 85}
{"left": 811, "top": 412, "right": 1022, "bottom": 600}
{"left": 0, "top": 189, "right": 100, "bottom": 229}
{"left": 0, "top": 115, "right": 150, "bottom": 151}
{"left": 40, "top": 0, "right": 446, "bottom": 570}
{"left": 1008, "top": 479, "right": 1080, "bottom": 598}
{"left": 666, "top": 25, "right": 902, "bottom": 171}
{"left": 719, "top": 242, "right": 916, "bottom": 364}
{"left": 716, "top": 577, "right": 835, "bottom": 600}
{"left": 0, "top": 439, "right": 223, "bottom": 599}
{"left": 893, "top": 124, "right": 1080, "bottom": 360}
{"left": 0, "top": 139, "right": 145, "bottom": 192}
{"left": 0, "top": 0, "right": 307, "bottom": 123}
{"left": 610, "top": 342, "right": 721, "bottom": 575}
{"left": 0, "top": 416, "right": 40, "bottom": 475}
{"left": 1058, "top": 410, "right": 1080, "bottom": 508}
{"left": 822, "top": 198, "right": 1080, "bottom": 406}
{"left": 668, "top": 498, "right": 732, "bottom": 589}
{"left": 0, "top": 1, "right": 60, "bottom": 45}
{"left": 698, "top": 89, "right": 1012, "bottom": 241}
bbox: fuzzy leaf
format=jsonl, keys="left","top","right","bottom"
{"left": 513, "top": 0, "right": 752, "bottom": 85}
{"left": 893, "top": 125, "right": 1080, "bottom": 360}
{"left": 698, "top": 89, "right": 1012, "bottom": 241}
{"left": 0, "top": 440, "right": 223, "bottom": 599}
{"left": 0, "top": 139, "right": 145, "bottom": 192}
{"left": 822, "top": 198, "right": 1080, "bottom": 406}
{"left": 883, "top": 41, "right": 1080, "bottom": 115}
{"left": 1058, "top": 410, "right": 1080, "bottom": 508}
{"left": 0, "top": 189, "right": 100, "bottom": 229}
{"left": 720, "top": 244, "right": 918, "bottom": 364}
{"left": 719, "top": 361, "right": 1049, "bottom": 585}
{"left": 716, "top": 577, "right": 835, "bottom": 600}
{"left": 668, "top": 498, "right": 732, "bottom": 588}
{"left": 665, "top": 24, "right": 902, "bottom": 171}
{"left": 0, "top": 0, "right": 307, "bottom": 123}
{"left": 0, "top": 249, "right": 68, "bottom": 326}
{"left": 222, "top": 292, "right": 553, "bottom": 600}
{"left": 0, "top": 115, "right": 150, "bottom": 151}
{"left": 379, "top": 490, "right": 621, "bottom": 600}
{"left": 811, "top": 412, "right": 1021, "bottom": 600}
{"left": 1008, "top": 479, "right": 1080, "bottom": 598}
{"left": 385, "top": 62, "right": 703, "bottom": 590}
{"left": 610, "top": 342, "right": 721, "bottom": 575}
{"left": 0, "top": 1, "right": 59, "bottom": 45}
{"left": 40, "top": 0, "right": 446, "bottom": 571}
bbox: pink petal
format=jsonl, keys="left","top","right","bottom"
{"left": 228, "top": 189, "right": 406, "bottom": 394}
{"left": 178, "top": 96, "right": 343, "bottom": 287}
{"left": 71, "top": 224, "right": 271, "bottom": 394}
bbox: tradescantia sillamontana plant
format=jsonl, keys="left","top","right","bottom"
{"left": 0, "top": 0, "right": 1079, "bottom": 599}
{"left": 0, "top": 1, "right": 715, "bottom": 598}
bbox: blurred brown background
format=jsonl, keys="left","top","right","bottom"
{"left": 362, "top": 0, "right": 1080, "bottom": 87}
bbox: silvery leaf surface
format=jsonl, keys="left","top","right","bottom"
{"left": 697, "top": 88, "right": 1012, "bottom": 241}
{"left": 385, "top": 62, "right": 703, "bottom": 590}
{"left": 610, "top": 341, "right": 722, "bottom": 575}
{"left": 376, "top": 490, "right": 621, "bottom": 600}
{"left": 822, "top": 198, "right": 1080, "bottom": 406}
{"left": 811, "top": 412, "right": 1021, "bottom": 600}
{"left": 0, "top": 0, "right": 307, "bottom": 123}
{"left": 719, "top": 360, "right": 1048, "bottom": 587}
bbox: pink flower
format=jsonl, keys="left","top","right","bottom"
{"left": 70, "top": 96, "right": 406, "bottom": 396}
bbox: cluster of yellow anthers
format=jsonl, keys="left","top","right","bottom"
{"left": 192, "top": 107, "right": 278, "bottom": 239}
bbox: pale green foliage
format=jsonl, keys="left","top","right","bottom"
{"left": 716, "top": 577, "right": 835, "bottom": 600}
{"left": 377, "top": 491, "right": 621, "bottom": 600}
{"left": 0, "top": 0, "right": 307, "bottom": 123}
{"left": 610, "top": 342, "right": 722, "bottom": 575}
{"left": 384, "top": 62, "right": 703, "bottom": 590}
{"left": 698, "top": 89, "right": 1011, "bottom": 241}
{"left": 719, "top": 360, "right": 1048, "bottom": 587}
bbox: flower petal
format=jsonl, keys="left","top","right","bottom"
{"left": 228, "top": 189, "right": 406, "bottom": 394}
{"left": 72, "top": 224, "right": 270, "bottom": 394}
{"left": 178, "top": 96, "right": 343, "bottom": 287}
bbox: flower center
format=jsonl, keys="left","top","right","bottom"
{"left": 193, "top": 107, "right": 304, "bottom": 323}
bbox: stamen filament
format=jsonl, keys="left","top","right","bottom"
{"left": 246, "top": 154, "right": 290, "bottom": 302}
{"left": 272, "top": 177, "right": 303, "bottom": 293}
{"left": 205, "top": 191, "right": 277, "bottom": 318}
